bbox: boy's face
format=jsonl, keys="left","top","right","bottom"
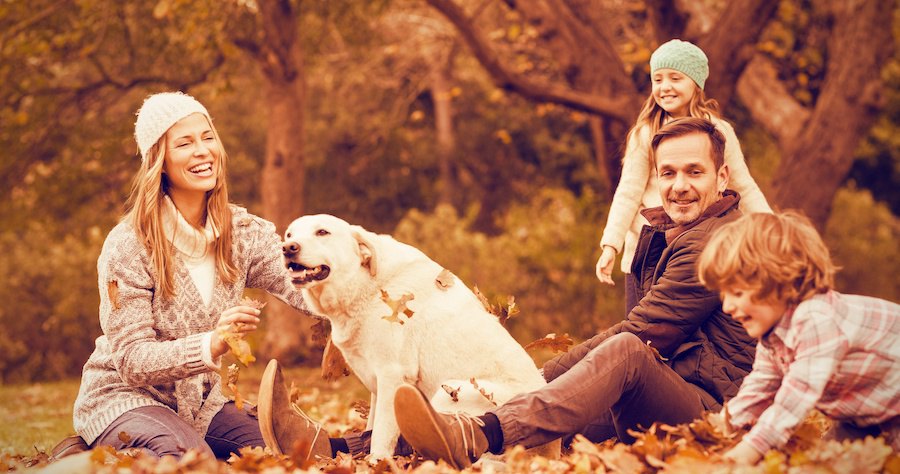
{"left": 720, "top": 287, "right": 787, "bottom": 339}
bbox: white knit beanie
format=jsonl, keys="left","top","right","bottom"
{"left": 134, "top": 92, "right": 211, "bottom": 161}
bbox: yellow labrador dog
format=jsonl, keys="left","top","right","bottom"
{"left": 280, "top": 214, "right": 546, "bottom": 460}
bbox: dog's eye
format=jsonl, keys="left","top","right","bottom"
{"left": 316, "top": 229, "right": 330, "bottom": 236}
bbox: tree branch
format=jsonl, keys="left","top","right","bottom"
{"left": 645, "top": 0, "right": 686, "bottom": 43}
{"left": 0, "top": 0, "right": 73, "bottom": 50}
{"left": 426, "top": 0, "right": 634, "bottom": 121}
{"left": 698, "top": 0, "right": 779, "bottom": 109}
{"left": 736, "top": 56, "right": 810, "bottom": 145}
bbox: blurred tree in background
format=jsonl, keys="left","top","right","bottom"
{"left": 0, "top": 0, "right": 896, "bottom": 382}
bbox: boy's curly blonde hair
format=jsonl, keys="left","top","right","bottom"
{"left": 698, "top": 211, "right": 837, "bottom": 305}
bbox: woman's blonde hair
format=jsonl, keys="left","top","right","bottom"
{"left": 627, "top": 86, "right": 720, "bottom": 151}
{"left": 698, "top": 211, "right": 837, "bottom": 305}
{"left": 123, "top": 120, "right": 237, "bottom": 300}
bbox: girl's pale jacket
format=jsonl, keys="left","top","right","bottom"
{"left": 73, "top": 205, "right": 310, "bottom": 443}
{"left": 599, "top": 117, "right": 771, "bottom": 273}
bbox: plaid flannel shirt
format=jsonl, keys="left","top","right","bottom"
{"left": 726, "top": 291, "right": 900, "bottom": 454}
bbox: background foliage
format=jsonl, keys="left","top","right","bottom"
{"left": 0, "top": 0, "right": 897, "bottom": 382}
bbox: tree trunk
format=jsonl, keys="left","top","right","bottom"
{"left": 430, "top": 51, "right": 458, "bottom": 208}
{"left": 769, "top": 0, "right": 893, "bottom": 229}
{"left": 252, "top": 0, "right": 318, "bottom": 364}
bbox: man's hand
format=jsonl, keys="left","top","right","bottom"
{"left": 595, "top": 246, "right": 617, "bottom": 285}
{"left": 724, "top": 441, "right": 763, "bottom": 465}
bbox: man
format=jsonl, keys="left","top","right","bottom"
{"left": 394, "top": 117, "right": 757, "bottom": 468}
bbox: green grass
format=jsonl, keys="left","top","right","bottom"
{"left": 0, "top": 379, "right": 81, "bottom": 456}
{"left": 0, "top": 363, "right": 368, "bottom": 457}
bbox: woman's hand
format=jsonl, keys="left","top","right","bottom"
{"left": 210, "top": 305, "right": 261, "bottom": 359}
{"left": 595, "top": 246, "right": 617, "bottom": 285}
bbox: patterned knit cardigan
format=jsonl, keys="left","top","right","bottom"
{"left": 73, "top": 205, "right": 310, "bottom": 443}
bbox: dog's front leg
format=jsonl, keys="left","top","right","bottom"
{"left": 365, "top": 392, "right": 376, "bottom": 431}
{"left": 368, "top": 376, "right": 404, "bottom": 460}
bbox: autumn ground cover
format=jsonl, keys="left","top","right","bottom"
{"left": 2, "top": 361, "right": 898, "bottom": 473}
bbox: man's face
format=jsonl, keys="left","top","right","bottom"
{"left": 655, "top": 132, "right": 729, "bottom": 225}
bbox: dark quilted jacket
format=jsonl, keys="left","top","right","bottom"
{"left": 543, "top": 191, "right": 755, "bottom": 408}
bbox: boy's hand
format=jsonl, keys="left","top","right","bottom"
{"left": 708, "top": 405, "right": 735, "bottom": 437}
{"left": 724, "top": 442, "right": 763, "bottom": 465}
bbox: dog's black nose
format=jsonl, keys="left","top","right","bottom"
{"left": 282, "top": 241, "right": 301, "bottom": 257}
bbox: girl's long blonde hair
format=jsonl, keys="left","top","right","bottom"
{"left": 627, "top": 86, "right": 720, "bottom": 149}
{"left": 123, "top": 121, "right": 238, "bottom": 300}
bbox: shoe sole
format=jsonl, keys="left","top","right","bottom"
{"left": 258, "top": 359, "right": 283, "bottom": 455}
{"left": 394, "top": 384, "right": 465, "bottom": 470}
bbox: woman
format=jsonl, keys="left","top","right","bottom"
{"left": 70, "top": 91, "right": 310, "bottom": 459}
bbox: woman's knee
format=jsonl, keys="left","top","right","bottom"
{"left": 205, "top": 402, "right": 265, "bottom": 458}
{"left": 93, "top": 406, "right": 213, "bottom": 458}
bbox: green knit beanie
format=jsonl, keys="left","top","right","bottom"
{"left": 650, "top": 39, "right": 709, "bottom": 90}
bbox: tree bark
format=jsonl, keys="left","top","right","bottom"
{"left": 698, "top": 0, "right": 779, "bottom": 110}
{"left": 770, "top": 0, "right": 893, "bottom": 229}
{"left": 430, "top": 49, "right": 458, "bottom": 207}
{"left": 736, "top": 56, "right": 810, "bottom": 145}
{"left": 252, "top": 0, "right": 317, "bottom": 364}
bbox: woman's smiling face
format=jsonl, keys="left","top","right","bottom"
{"left": 651, "top": 68, "right": 698, "bottom": 118}
{"left": 163, "top": 113, "right": 220, "bottom": 197}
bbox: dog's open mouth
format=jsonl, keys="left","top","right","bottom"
{"left": 287, "top": 262, "right": 330, "bottom": 285}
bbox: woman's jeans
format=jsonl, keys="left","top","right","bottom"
{"left": 91, "top": 402, "right": 263, "bottom": 459}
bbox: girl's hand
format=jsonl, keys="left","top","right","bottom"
{"left": 724, "top": 442, "right": 762, "bottom": 465}
{"left": 595, "top": 246, "right": 617, "bottom": 285}
{"left": 211, "top": 305, "right": 261, "bottom": 358}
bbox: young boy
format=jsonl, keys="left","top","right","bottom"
{"left": 697, "top": 211, "right": 899, "bottom": 464}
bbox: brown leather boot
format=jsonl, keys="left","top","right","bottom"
{"left": 394, "top": 383, "right": 488, "bottom": 469}
{"left": 258, "top": 359, "right": 331, "bottom": 460}
{"left": 49, "top": 435, "right": 89, "bottom": 460}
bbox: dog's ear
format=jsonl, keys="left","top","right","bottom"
{"left": 352, "top": 228, "right": 377, "bottom": 277}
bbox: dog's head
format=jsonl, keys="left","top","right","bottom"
{"left": 282, "top": 214, "right": 376, "bottom": 290}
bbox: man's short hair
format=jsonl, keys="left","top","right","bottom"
{"left": 697, "top": 211, "right": 836, "bottom": 305}
{"left": 650, "top": 117, "right": 726, "bottom": 170}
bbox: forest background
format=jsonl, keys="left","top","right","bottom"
{"left": 0, "top": 0, "right": 897, "bottom": 383}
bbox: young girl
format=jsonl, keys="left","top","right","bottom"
{"left": 596, "top": 39, "right": 771, "bottom": 311}
{"left": 698, "top": 211, "right": 899, "bottom": 463}
{"left": 69, "top": 92, "right": 312, "bottom": 459}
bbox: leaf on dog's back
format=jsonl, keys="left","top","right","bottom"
{"left": 380, "top": 289, "right": 414, "bottom": 324}
{"left": 474, "top": 286, "right": 519, "bottom": 325}
{"left": 497, "top": 296, "right": 519, "bottom": 325}
{"left": 435, "top": 268, "right": 455, "bottom": 291}
{"left": 524, "top": 333, "right": 573, "bottom": 353}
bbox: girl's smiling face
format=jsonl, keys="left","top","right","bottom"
{"left": 652, "top": 68, "right": 698, "bottom": 118}
{"left": 163, "top": 113, "right": 220, "bottom": 198}
{"left": 720, "top": 287, "right": 788, "bottom": 339}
